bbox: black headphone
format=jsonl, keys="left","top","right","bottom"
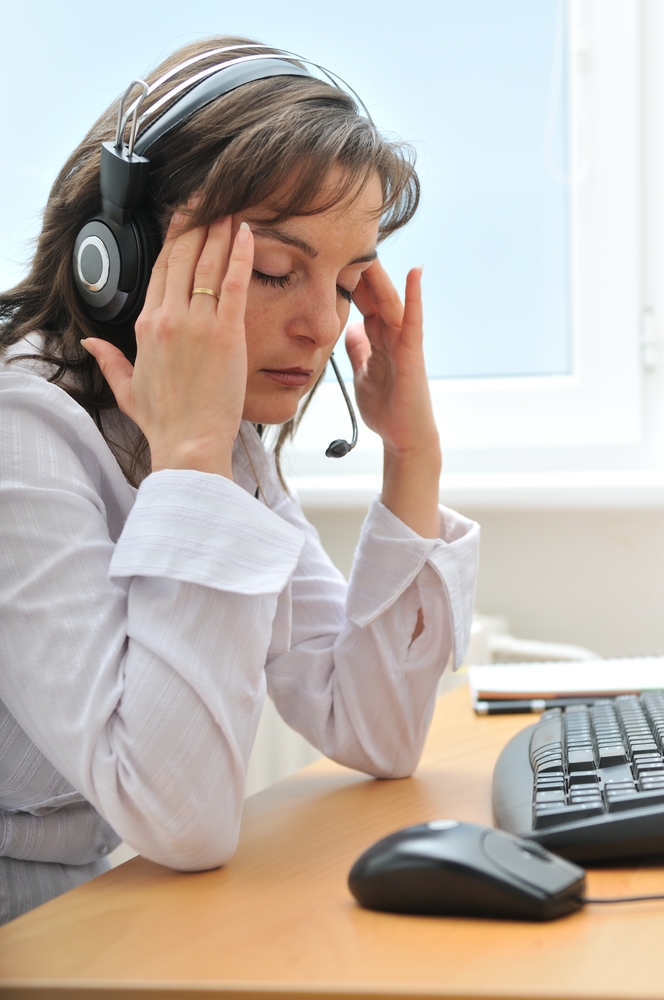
{"left": 73, "top": 46, "right": 360, "bottom": 457}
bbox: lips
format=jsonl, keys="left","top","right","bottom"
{"left": 262, "top": 367, "right": 314, "bottom": 387}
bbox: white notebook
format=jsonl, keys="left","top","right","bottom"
{"left": 469, "top": 657, "right": 664, "bottom": 703}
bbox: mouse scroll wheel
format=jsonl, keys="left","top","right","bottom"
{"left": 519, "top": 842, "right": 551, "bottom": 860}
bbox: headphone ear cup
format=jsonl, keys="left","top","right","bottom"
{"left": 106, "top": 212, "right": 161, "bottom": 327}
{"left": 73, "top": 220, "right": 123, "bottom": 318}
{"left": 73, "top": 213, "right": 160, "bottom": 326}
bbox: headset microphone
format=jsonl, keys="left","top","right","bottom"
{"left": 326, "top": 354, "right": 358, "bottom": 458}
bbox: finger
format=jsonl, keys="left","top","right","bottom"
{"left": 190, "top": 217, "right": 232, "bottom": 314}
{"left": 401, "top": 266, "right": 424, "bottom": 348}
{"left": 352, "top": 273, "right": 389, "bottom": 352}
{"left": 161, "top": 223, "right": 209, "bottom": 314}
{"left": 362, "top": 259, "right": 404, "bottom": 328}
{"left": 80, "top": 338, "right": 135, "bottom": 415}
{"left": 351, "top": 272, "right": 379, "bottom": 320}
{"left": 217, "top": 222, "right": 254, "bottom": 334}
{"left": 344, "top": 322, "right": 372, "bottom": 375}
{"left": 142, "top": 210, "right": 188, "bottom": 313}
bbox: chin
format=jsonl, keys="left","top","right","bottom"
{"left": 242, "top": 397, "right": 302, "bottom": 427}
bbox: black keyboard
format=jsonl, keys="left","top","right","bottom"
{"left": 492, "top": 693, "right": 664, "bottom": 861}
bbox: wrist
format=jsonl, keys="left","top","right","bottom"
{"left": 383, "top": 438, "right": 442, "bottom": 479}
{"left": 381, "top": 441, "right": 442, "bottom": 539}
{"left": 150, "top": 436, "right": 235, "bottom": 480}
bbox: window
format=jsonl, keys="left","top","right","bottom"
{"left": 289, "top": 1, "right": 643, "bottom": 483}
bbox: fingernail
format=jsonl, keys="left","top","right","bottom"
{"left": 237, "top": 221, "right": 251, "bottom": 245}
{"left": 80, "top": 338, "right": 90, "bottom": 349}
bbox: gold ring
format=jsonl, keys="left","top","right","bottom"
{"left": 191, "top": 287, "right": 220, "bottom": 300}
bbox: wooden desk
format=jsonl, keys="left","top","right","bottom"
{"left": 1, "top": 686, "right": 664, "bottom": 1000}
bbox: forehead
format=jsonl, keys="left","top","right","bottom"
{"left": 247, "top": 172, "right": 383, "bottom": 256}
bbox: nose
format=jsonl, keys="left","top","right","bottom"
{"left": 286, "top": 282, "right": 342, "bottom": 349}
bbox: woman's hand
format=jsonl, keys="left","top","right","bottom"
{"left": 346, "top": 259, "right": 442, "bottom": 539}
{"left": 81, "top": 214, "right": 254, "bottom": 479}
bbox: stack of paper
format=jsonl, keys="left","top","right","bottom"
{"left": 468, "top": 658, "right": 664, "bottom": 714}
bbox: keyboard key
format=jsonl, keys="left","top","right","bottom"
{"left": 568, "top": 749, "right": 596, "bottom": 771}
{"left": 606, "top": 789, "right": 664, "bottom": 812}
{"left": 530, "top": 718, "right": 563, "bottom": 757}
{"left": 536, "top": 782, "right": 565, "bottom": 794}
{"left": 635, "top": 763, "right": 664, "bottom": 776}
{"left": 534, "top": 748, "right": 563, "bottom": 761}
{"left": 570, "top": 788, "right": 602, "bottom": 800}
{"left": 534, "top": 802, "right": 604, "bottom": 829}
{"left": 596, "top": 732, "right": 623, "bottom": 745}
{"left": 536, "top": 758, "right": 564, "bottom": 775}
{"left": 535, "top": 790, "right": 566, "bottom": 805}
{"left": 604, "top": 783, "right": 636, "bottom": 796}
{"left": 598, "top": 745, "right": 628, "bottom": 767}
{"left": 569, "top": 770, "right": 599, "bottom": 785}
{"left": 631, "top": 742, "right": 659, "bottom": 755}
{"left": 533, "top": 748, "right": 563, "bottom": 763}
{"left": 602, "top": 764, "right": 634, "bottom": 784}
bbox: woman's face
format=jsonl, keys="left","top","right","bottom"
{"left": 234, "top": 170, "right": 383, "bottom": 425}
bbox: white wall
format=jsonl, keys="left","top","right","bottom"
{"left": 303, "top": 503, "right": 664, "bottom": 660}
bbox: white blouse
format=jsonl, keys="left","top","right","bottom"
{"left": 0, "top": 360, "right": 479, "bottom": 923}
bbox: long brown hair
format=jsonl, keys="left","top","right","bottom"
{"left": 0, "top": 36, "right": 419, "bottom": 485}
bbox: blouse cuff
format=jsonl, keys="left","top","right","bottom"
{"left": 346, "top": 497, "right": 480, "bottom": 669}
{"left": 109, "top": 470, "right": 305, "bottom": 595}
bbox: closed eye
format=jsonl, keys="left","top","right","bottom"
{"left": 252, "top": 269, "right": 292, "bottom": 289}
{"left": 254, "top": 269, "right": 353, "bottom": 303}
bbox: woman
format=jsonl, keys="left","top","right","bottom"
{"left": 0, "top": 37, "right": 479, "bottom": 923}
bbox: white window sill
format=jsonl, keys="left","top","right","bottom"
{"left": 289, "top": 471, "right": 664, "bottom": 510}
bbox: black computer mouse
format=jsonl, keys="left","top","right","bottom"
{"left": 348, "top": 820, "right": 586, "bottom": 921}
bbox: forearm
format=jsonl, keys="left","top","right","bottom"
{"left": 269, "top": 575, "right": 451, "bottom": 779}
{"left": 381, "top": 439, "right": 442, "bottom": 539}
{"left": 267, "top": 493, "right": 479, "bottom": 777}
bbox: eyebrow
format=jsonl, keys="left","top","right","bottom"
{"left": 250, "top": 226, "right": 378, "bottom": 266}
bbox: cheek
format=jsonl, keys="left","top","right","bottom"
{"left": 243, "top": 284, "right": 283, "bottom": 359}
{"left": 243, "top": 289, "right": 266, "bottom": 364}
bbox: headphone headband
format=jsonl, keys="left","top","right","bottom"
{"left": 133, "top": 56, "right": 312, "bottom": 157}
{"left": 115, "top": 45, "right": 373, "bottom": 158}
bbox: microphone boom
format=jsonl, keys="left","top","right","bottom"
{"left": 326, "top": 354, "right": 358, "bottom": 458}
